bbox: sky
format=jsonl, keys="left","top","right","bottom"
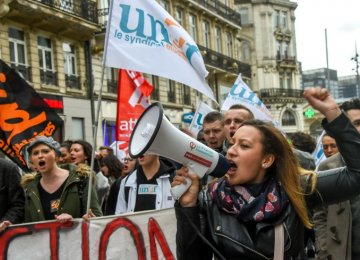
{"left": 293, "top": 0, "right": 360, "bottom": 77}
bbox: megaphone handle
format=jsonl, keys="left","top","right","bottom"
{"left": 170, "top": 177, "right": 192, "bottom": 200}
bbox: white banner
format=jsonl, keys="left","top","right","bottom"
{"left": 104, "top": 0, "right": 215, "bottom": 100}
{"left": 188, "top": 101, "right": 214, "bottom": 137}
{"left": 221, "top": 75, "right": 278, "bottom": 126}
{"left": 2, "top": 209, "right": 176, "bottom": 260}
{"left": 312, "top": 130, "right": 326, "bottom": 168}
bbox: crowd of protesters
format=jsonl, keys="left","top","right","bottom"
{"left": 2, "top": 87, "right": 360, "bottom": 259}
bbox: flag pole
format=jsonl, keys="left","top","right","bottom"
{"left": 85, "top": 0, "right": 115, "bottom": 214}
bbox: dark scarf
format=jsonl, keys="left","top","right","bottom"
{"left": 208, "top": 177, "right": 289, "bottom": 222}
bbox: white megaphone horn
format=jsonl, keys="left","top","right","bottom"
{"left": 129, "top": 102, "right": 229, "bottom": 200}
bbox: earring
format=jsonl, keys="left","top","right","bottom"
{"left": 263, "top": 164, "right": 268, "bottom": 168}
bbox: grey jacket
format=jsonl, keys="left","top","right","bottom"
{"left": 314, "top": 150, "right": 360, "bottom": 260}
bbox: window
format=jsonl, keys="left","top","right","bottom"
{"left": 279, "top": 73, "right": 284, "bottom": 89}
{"left": 239, "top": 7, "right": 249, "bottom": 24}
{"left": 202, "top": 21, "right": 210, "bottom": 48}
{"left": 282, "top": 110, "right": 296, "bottom": 126}
{"left": 276, "top": 41, "right": 281, "bottom": 59}
{"left": 159, "top": 0, "right": 169, "bottom": 12}
{"left": 175, "top": 7, "right": 184, "bottom": 25}
{"left": 149, "top": 75, "right": 159, "bottom": 100}
{"left": 281, "top": 11, "right": 287, "bottom": 29}
{"left": 168, "top": 80, "right": 176, "bottom": 103}
{"left": 282, "top": 42, "right": 288, "bottom": 58}
{"left": 225, "top": 32, "right": 233, "bottom": 57}
{"left": 241, "top": 43, "right": 251, "bottom": 62}
{"left": 63, "top": 43, "right": 80, "bottom": 89}
{"left": 286, "top": 72, "right": 292, "bottom": 88}
{"left": 8, "top": 28, "right": 30, "bottom": 80}
{"left": 189, "top": 14, "right": 197, "bottom": 41}
{"left": 106, "top": 68, "right": 118, "bottom": 94}
{"left": 275, "top": 10, "right": 280, "bottom": 28}
{"left": 102, "top": 120, "right": 116, "bottom": 146}
{"left": 71, "top": 117, "right": 84, "bottom": 139}
{"left": 38, "top": 36, "right": 57, "bottom": 85}
{"left": 214, "top": 27, "right": 222, "bottom": 52}
{"left": 182, "top": 84, "right": 191, "bottom": 105}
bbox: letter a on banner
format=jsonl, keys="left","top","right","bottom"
{"left": 115, "top": 70, "right": 153, "bottom": 159}
{"left": 0, "top": 59, "right": 63, "bottom": 171}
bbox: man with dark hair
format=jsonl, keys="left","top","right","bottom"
{"left": 0, "top": 158, "right": 25, "bottom": 231}
{"left": 222, "top": 104, "right": 254, "bottom": 154}
{"left": 290, "top": 132, "right": 316, "bottom": 154}
{"left": 98, "top": 146, "right": 114, "bottom": 158}
{"left": 314, "top": 98, "right": 360, "bottom": 260}
{"left": 202, "top": 111, "right": 225, "bottom": 153}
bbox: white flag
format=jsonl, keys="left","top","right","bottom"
{"left": 221, "top": 74, "right": 279, "bottom": 126}
{"left": 312, "top": 131, "right": 326, "bottom": 168}
{"left": 189, "top": 101, "right": 215, "bottom": 137}
{"left": 104, "top": 0, "right": 215, "bottom": 100}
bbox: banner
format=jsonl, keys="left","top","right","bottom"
{"left": 0, "top": 59, "right": 63, "bottom": 171}
{"left": 0, "top": 208, "right": 176, "bottom": 259}
{"left": 115, "top": 70, "right": 153, "bottom": 159}
{"left": 188, "top": 101, "right": 214, "bottom": 137}
{"left": 312, "top": 130, "right": 326, "bottom": 167}
{"left": 104, "top": 0, "right": 215, "bottom": 101}
{"left": 221, "top": 74, "right": 278, "bottom": 127}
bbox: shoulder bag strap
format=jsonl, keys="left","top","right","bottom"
{"left": 274, "top": 223, "right": 284, "bottom": 260}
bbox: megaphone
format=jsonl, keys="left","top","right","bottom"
{"left": 129, "top": 102, "right": 229, "bottom": 200}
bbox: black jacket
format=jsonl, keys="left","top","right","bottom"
{"left": 175, "top": 113, "right": 360, "bottom": 260}
{"left": 0, "top": 158, "right": 25, "bottom": 224}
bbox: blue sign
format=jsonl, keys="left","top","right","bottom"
{"left": 181, "top": 112, "right": 194, "bottom": 123}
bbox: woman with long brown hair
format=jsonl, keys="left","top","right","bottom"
{"left": 173, "top": 87, "right": 360, "bottom": 259}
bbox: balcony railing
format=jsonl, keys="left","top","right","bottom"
{"left": 107, "top": 80, "right": 118, "bottom": 94}
{"left": 37, "top": 0, "right": 98, "bottom": 23}
{"left": 40, "top": 70, "right": 58, "bottom": 85}
{"left": 259, "top": 88, "right": 303, "bottom": 99}
{"left": 65, "top": 75, "right": 81, "bottom": 89}
{"left": 199, "top": 45, "right": 251, "bottom": 78}
{"left": 11, "top": 63, "right": 32, "bottom": 81}
{"left": 98, "top": 8, "right": 109, "bottom": 29}
{"left": 189, "top": 0, "right": 241, "bottom": 25}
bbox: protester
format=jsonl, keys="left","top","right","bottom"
{"left": 122, "top": 156, "right": 137, "bottom": 177}
{"left": 22, "top": 136, "right": 102, "bottom": 223}
{"left": 202, "top": 111, "right": 226, "bottom": 153}
{"left": 313, "top": 98, "right": 360, "bottom": 260}
{"left": 173, "top": 87, "right": 360, "bottom": 259}
{"left": 70, "top": 140, "right": 110, "bottom": 207}
{"left": 59, "top": 140, "right": 73, "bottom": 164}
{"left": 115, "top": 154, "right": 175, "bottom": 214}
{"left": 100, "top": 154, "right": 123, "bottom": 215}
{"left": 0, "top": 158, "right": 25, "bottom": 232}
{"left": 98, "top": 146, "right": 114, "bottom": 159}
{"left": 321, "top": 134, "right": 338, "bottom": 158}
{"left": 291, "top": 131, "right": 316, "bottom": 154}
{"left": 222, "top": 104, "right": 254, "bottom": 154}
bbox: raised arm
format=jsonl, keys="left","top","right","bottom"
{"left": 304, "top": 87, "right": 360, "bottom": 207}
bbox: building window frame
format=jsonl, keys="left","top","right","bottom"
{"left": 203, "top": 20, "right": 210, "bottom": 48}
{"left": 189, "top": 14, "right": 198, "bottom": 42}
{"left": 106, "top": 68, "right": 118, "bottom": 94}
{"left": 214, "top": 26, "right": 222, "bottom": 52}
{"left": 182, "top": 84, "right": 191, "bottom": 105}
{"left": 63, "top": 42, "right": 80, "bottom": 89}
{"left": 175, "top": 7, "right": 184, "bottom": 25}
{"left": 225, "top": 32, "right": 233, "bottom": 57}
{"left": 168, "top": 80, "right": 176, "bottom": 103}
{"left": 38, "top": 36, "right": 57, "bottom": 85}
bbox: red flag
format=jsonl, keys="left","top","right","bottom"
{"left": 115, "top": 70, "right": 154, "bottom": 157}
{"left": 0, "top": 59, "right": 63, "bottom": 171}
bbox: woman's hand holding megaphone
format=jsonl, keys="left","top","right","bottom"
{"left": 172, "top": 166, "right": 200, "bottom": 207}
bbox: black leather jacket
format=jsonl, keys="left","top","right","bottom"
{"left": 0, "top": 158, "right": 25, "bottom": 224}
{"left": 175, "top": 113, "right": 360, "bottom": 260}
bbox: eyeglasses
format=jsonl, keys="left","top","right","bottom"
{"left": 124, "top": 157, "right": 134, "bottom": 162}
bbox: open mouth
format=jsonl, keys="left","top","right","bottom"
{"left": 39, "top": 160, "right": 45, "bottom": 167}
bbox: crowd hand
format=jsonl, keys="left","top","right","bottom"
{"left": 82, "top": 208, "right": 96, "bottom": 222}
{"left": 0, "top": 220, "right": 12, "bottom": 232}
{"left": 303, "top": 87, "right": 341, "bottom": 122}
{"left": 55, "top": 213, "right": 73, "bottom": 224}
{"left": 172, "top": 166, "right": 200, "bottom": 208}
